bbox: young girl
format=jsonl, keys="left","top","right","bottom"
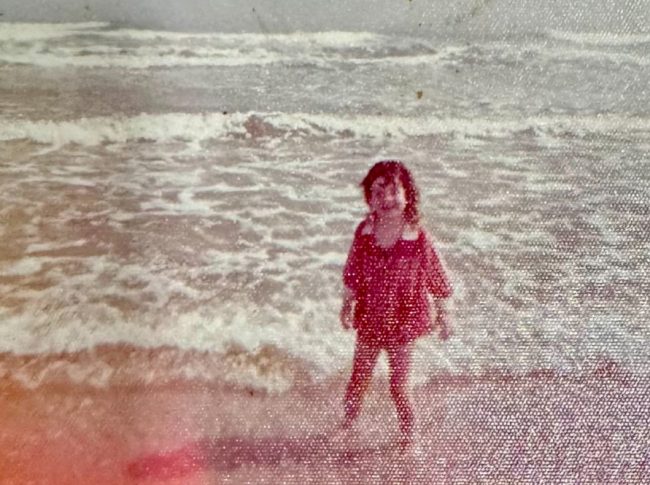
{"left": 340, "top": 160, "right": 452, "bottom": 451}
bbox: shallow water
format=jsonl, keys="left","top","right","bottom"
{"left": 0, "top": 23, "right": 649, "bottom": 390}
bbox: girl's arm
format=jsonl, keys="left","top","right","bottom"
{"left": 340, "top": 287, "right": 356, "bottom": 330}
{"left": 431, "top": 297, "right": 451, "bottom": 340}
{"left": 341, "top": 220, "right": 367, "bottom": 329}
{"left": 420, "top": 229, "right": 453, "bottom": 299}
{"left": 419, "top": 228, "right": 453, "bottom": 339}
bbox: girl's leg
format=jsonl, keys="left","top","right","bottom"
{"left": 387, "top": 342, "right": 414, "bottom": 441}
{"left": 343, "top": 338, "right": 380, "bottom": 428}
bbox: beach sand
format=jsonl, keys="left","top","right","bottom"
{"left": 2, "top": 357, "right": 649, "bottom": 485}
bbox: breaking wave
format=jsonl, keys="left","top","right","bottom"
{"left": 1, "top": 111, "right": 647, "bottom": 148}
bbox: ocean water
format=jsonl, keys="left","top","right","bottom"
{"left": 0, "top": 22, "right": 649, "bottom": 391}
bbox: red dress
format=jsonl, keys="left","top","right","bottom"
{"left": 343, "top": 219, "right": 452, "bottom": 347}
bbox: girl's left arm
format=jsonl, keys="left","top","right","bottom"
{"left": 421, "top": 229, "right": 453, "bottom": 299}
{"left": 431, "top": 297, "right": 451, "bottom": 340}
{"left": 421, "top": 228, "right": 453, "bottom": 339}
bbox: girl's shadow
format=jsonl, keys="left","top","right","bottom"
{"left": 126, "top": 435, "right": 390, "bottom": 480}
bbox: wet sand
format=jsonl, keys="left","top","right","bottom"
{"left": 2, "top": 369, "right": 649, "bottom": 484}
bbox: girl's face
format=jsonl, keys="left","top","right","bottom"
{"left": 368, "top": 175, "right": 407, "bottom": 217}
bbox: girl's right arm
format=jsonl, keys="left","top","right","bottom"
{"left": 341, "top": 220, "right": 367, "bottom": 329}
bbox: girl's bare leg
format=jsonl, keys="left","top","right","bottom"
{"left": 343, "top": 338, "right": 380, "bottom": 428}
{"left": 387, "top": 342, "right": 414, "bottom": 446}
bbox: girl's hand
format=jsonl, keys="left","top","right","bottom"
{"left": 433, "top": 303, "right": 452, "bottom": 340}
{"left": 436, "top": 312, "right": 452, "bottom": 341}
{"left": 340, "top": 302, "right": 354, "bottom": 330}
{"left": 340, "top": 288, "right": 356, "bottom": 330}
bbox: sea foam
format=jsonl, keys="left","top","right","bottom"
{"left": 1, "top": 112, "right": 647, "bottom": 148}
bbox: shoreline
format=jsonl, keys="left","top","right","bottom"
{"left": 0, "top": 342, "right": 643, "bottom": 397}
{"left": 0, "top": 343, "right": 641, "bottom": 394}
{"left": 2, "top": 354, "right": 649, "bottom": 484}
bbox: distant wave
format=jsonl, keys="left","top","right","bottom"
{"left": 1, "top": 112, "right": 647, "bottom": 147}
{"left": 2, "top": 22, "right": 649, "bottom": 69}
{"left": 0, "top": 21, "right": 380, "bottom": 44}
{"left": 0, "top": 47, "right": 445, "bottom": 68}
{"left": 547, "top": 30, "right": 650, "bottom": 46}
{"left": 3, "top": 23, "right": 649, "bottom": 49}
{"left": 0, "top": 22, "right": 426, "bottom": 68}
{"left": 0, "top": 46, "right": 294, "bottom": 68}
{"left": 0, "top": 21, "right": 108, "bottom": 41}
{"left": 441, "top": 41, "right": 650, "bottom": 69}
{"left": 2, "top": 0, "right": 650, "bottom": 36}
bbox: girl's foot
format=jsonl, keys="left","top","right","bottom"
{"left": 399, "top": 442, "right": 422, "bottom": 460}
{"left": 341, "top": 414, "right": 356, "bottom": 430}
{"left": 331, "top": 415, "right": 353, "bottom": 438}
{"left": 398, "top": 433, "right": 412, "bottom": 453}
{"left": 398, "top": 431, "right": 422, "bottom": 457}
{"left": 330, "top": 420, "right": 361, "bottom": 450}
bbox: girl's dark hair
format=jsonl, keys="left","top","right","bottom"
{"left": 361, "top": 160, "right": 420, "bottom": 224}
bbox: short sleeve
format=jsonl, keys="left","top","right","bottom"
{"left": 343, "top": 221, "right": 366, "bottom": 293}
{"left": 421, "top": 231, "right": 452, "bottom": 298}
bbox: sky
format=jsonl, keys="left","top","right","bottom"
{"left": 0, "top": 0, "right": 649, "bottom": 34}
